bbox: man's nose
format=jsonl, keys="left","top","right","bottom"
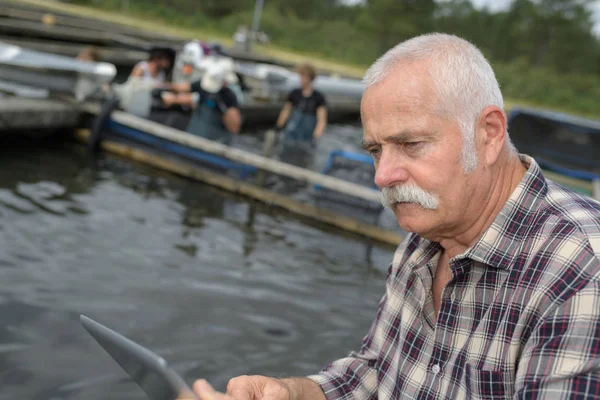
{"left": 374, "top": 151, "right": 410, "bottom": 189}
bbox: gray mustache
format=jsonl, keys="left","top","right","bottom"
{"left": 381, "top": 184, "right": 440, "bottom": 210}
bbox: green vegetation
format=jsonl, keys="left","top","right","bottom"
{"left": 69, "top": 0, "right": 600, "bottom": 118}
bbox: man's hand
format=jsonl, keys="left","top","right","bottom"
{"left": 189, "top": 376, "right": 297, "bottom": 400}
{"left": 161, "top": 92, "right": 177, "bottom": 107}
{"left": 225, "top": 375, "right": 296, "bottom": 400}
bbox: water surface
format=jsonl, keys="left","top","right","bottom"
{"left": 0, "top": 130, "right": 397, "bottom": 400}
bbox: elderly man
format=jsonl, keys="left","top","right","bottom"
{"left": 185, "top": 33, "right": 600, "bottom": 399}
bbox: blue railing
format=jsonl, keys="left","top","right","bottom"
{"left": 105, "top": 120, "right": 258, "bottom": 180}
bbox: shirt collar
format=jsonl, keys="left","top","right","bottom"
{"left": 455, "top": 154, "right": 548, "bottom": 270}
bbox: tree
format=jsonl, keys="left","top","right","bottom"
{"left": 357, "top": 0, "right": 437, "bottom": 54}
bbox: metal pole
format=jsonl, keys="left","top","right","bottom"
{"left": 248, "top": 0, "right": 264, "bottom": 52}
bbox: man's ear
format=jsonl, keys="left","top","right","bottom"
{"left": 478, "top": 105, "right": 507, "bottom": 166}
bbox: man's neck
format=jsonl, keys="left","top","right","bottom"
{"left": 439, "top": 154, "right": 527, "bottom": 260}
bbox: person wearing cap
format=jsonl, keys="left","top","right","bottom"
{"left": 161, "top": 62, "right": 241, "bottom": 145}
{"left": 275, "top": 63, "right": 328, "bottom": 150}
{"left": 179, "top": 41, "right": 206, "bottom": 79}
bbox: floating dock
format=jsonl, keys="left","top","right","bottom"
{"left": 0, "top": 95, "right": 80, "bottom": 134}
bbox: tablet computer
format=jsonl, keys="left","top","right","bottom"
{"left": 80, "top": 314, "right": 198, "bottom": 400}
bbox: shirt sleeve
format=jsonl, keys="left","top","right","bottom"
{"left": 316, "top": 91, "right": 327, "bottom": 108}
{"left": 287, "top": 89, "right": 299, "bottom": 105}
{"left": 220, "top": 88, "right": 239, "bottom": 109}
{"left": 514, "top": 277, "right": 600, "bottom": 399}
{"left": 306, "top": 236, "right": 414, "bottom": 399}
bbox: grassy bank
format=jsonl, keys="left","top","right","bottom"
{"left": 12, "top": 0, "right": 600, "bottom": 119}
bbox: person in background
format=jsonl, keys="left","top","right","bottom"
{"left": 76, "top": 46, "right": 111, "bottom": 95}
{"left": 161, "top": 62, "right": 241, "bottom": 145}
{"left": 276, "top": 63, "right": 327, "bottom": 150}
{"left": 76, "top": 46, "right": 99, "bottom": 62}
{"left": 129, "top": 48, "right": 171, "bottom": 84}
{"left": 182, "top": 33, "right": 600, "bottom": 400}
{"left": 177, "top": 40, "right": 212, "bottom": 79}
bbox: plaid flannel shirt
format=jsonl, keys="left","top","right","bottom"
{"left": 308, "top": 155, "right": 600, "bottom": 399}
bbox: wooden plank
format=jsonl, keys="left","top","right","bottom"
{"left": 73, "top": 129, "right": 403, "bottom": 246}
{"left": 81, "top": 102, "right": 381, "bottom": 203}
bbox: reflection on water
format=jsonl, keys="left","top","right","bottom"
{"left": 0, "top": 130, "right": 396, "bottom": 400}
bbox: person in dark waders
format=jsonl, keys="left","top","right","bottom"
{"left": 275, "top": 63, "right": 328, "bottom": 168}
{"left": 161, "top": 63, "right": 241, "bottom": 145}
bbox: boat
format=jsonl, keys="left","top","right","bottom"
{"left": 507, "top": 106, "right": 599, "bottom": 198}
{"left": 92, "top": 107, "right": 383, "bottom": 220}
{"left": 0, "top": 41, "right": 369, "bottom": 194}
{"left": 75, "top": 106, "right": 396, "bottom": 243}
{"left": 0, "top": 41, "right": 393, "bottom": 241}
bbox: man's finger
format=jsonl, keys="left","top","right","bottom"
{"left": 176, "top": 388, "right": 199, "bottom": 400}
{"left": 194, "top": 379, "right": 218, "bottom": 400}
{"left": 193, "top": 379, "right": 234, "bottom": 400}
{"left": 224, "top": 385, "right": 252, "bottom": 400}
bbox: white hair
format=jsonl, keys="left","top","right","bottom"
{"left": 363, "top": 33, "right": 516, "bottom": 173}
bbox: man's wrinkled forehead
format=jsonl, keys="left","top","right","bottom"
{"left": 362, "top": 87, "right": 432, "bottom": 134}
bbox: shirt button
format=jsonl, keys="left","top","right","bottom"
{"left": 451, "top": 292, "right": 456, "bottom": 302}
{"left": 431, "top": 364, "right": 440, "bottom": 375}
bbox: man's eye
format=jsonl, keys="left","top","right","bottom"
{"left": 368, "top": 147, "right": 381, "bottom": 156}
{"left": 405, "top": 141, "right": 423, "bottom": 148}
